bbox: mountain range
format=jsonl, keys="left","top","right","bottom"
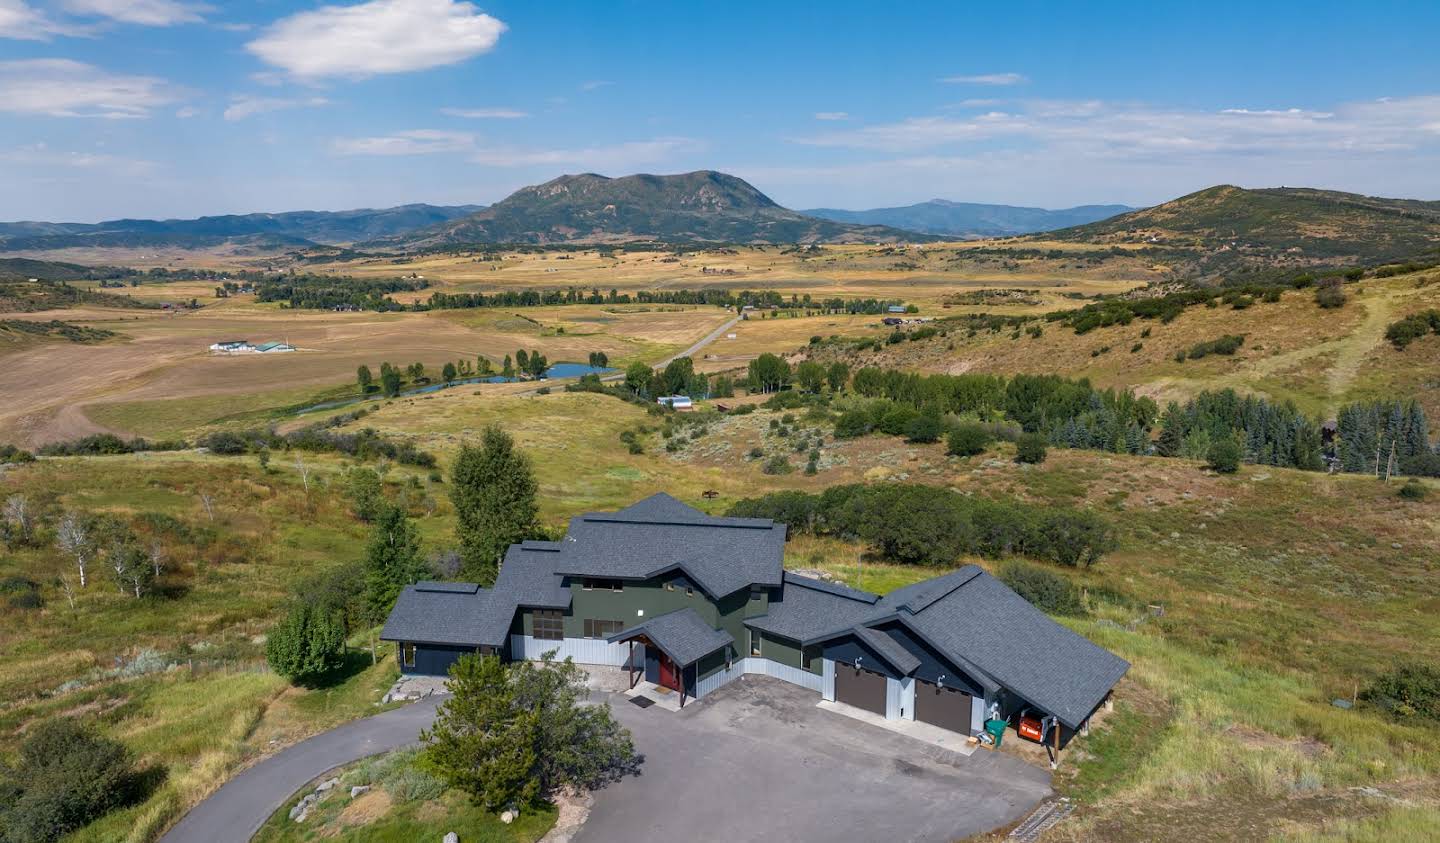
{"left": 0, "top": 204, "right": 484, "bottom": 252}
{"left": 377, "top": 171, "right": 930, "bottom": 248}
{"left": 801, "top": 200, "right": 1135, "bottom": 238}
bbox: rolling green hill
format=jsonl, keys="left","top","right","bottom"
{"left": 1043, "top": 185, "right": 1440, "bottom": 275}
{"left": 381, "top": 171, "right": 933, "bottom": 247}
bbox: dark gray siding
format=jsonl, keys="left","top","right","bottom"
{"left": 403, "top": 642, "right": 487, "bottom": 676}
{"left": 822, "top": 635, "right": 900, "bottom": 679}
{"left": 878, "top": 622, "right": 985, "bottom": 695}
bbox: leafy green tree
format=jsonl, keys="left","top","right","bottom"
{"left": 1039, "top": 510, "right": 1116, "bottom": 568}
{"left": 710, "top": 375, "right": 735, "bottom": 398}
{"left": 624, "top": 362, "right": 653, "bottom": 397}
{"left": 0, "top": 718, "right": 140, "bottom": 843}
{"left": 947, "top": 423, "right": 991, "bottom": 456}
{"left": 1015, "top": 433, "right": 1048, "bottom": 464}
{"left": 357, "top": 365, "right": 374, "bottom": 394}
{"left": 407, "top": 361, "right": 427, "bottom": 383}
{"left": 477, "top": 355, "right": 494, "bottom": 375}
{"left": 660, "top": 356, "right": 695, "bottom": 395}
{"left": 346, "top": 467, "right": 386, "bottom": 522}
{"left": 1206, "top": 435, "right": 1243, "bottom": 473}
{"left": 501, "top": 355, "right": 514, "bottom": 379}
{"left": 364, "top": 505, "right": 427, "bottom": 624}
{"left": 422, "top": 654, "right": 639, "bottom": 811}
{"left": 380, "top": 363, "right": 402, "bottom": 397}
{"left": 795, "top": 361, "right": 825, "bottom": 393}
{"left": 833, "top": 409, "right": 871, "bottom": 439}
{"left": 1360, "top": 662, "right": 1440, "bottom": 721}
{"left": 826, "top": 361, "right": 850, "bottom": 393}
{"left": 515, "top": 349, "right": 530, "bottom": 375}
{"left": 747, "top": 353, "right": 791, "bottom": 393}
{"left": 442, "top": 362, "right": 458, "bottom": 383}
{"left": 904, "top": 415, "right": 942, "bottom": 443}
{"left": 265, "top": 599, "right": 347, "bottom": 685}
{"left": 449, "top": 426, "right": 538, "bottom": 584}
{"left": 104, "top": 537, "right": 154, "bottom": 599}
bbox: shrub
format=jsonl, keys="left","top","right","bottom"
{"left": 833, "top": 409, "right": 871, "bottom": 439}
{"left": 1315, "top": 278, "right": 1347, "bottom": 309}
{"left": 0, "top": 718, "right": 140, "bottom": 842}
{"left": 946, "top": 423, "right": 992, "bottom": 457}
{"left": 1015, "top": 433, "right": 1048, "bottom": 464}
{"left": 761, "top": 455, "right": 793, "bottom": 475}
{"left": 1385, "top": 310, "right": 1440, "bottom": 349}
{"left": 264, "top": 600, "right": 347, "bottom": 685}
{"left": 1361, "top": 663, "right": 1440, "bottom": 721}
{"left": 1206, "top": 436, "right": 1243, "bottom": 473}
{"left": 904, "top": 415, "right": 942, "bottom": 444}
{"left": 1186, "top": 334, "right": 1245, "bottom": 359}
{"left": 998, "top": 561, "right": 1084, "bottom": 616}
{"left": 877, "top": 404, "right": 920, "bottom": 436}
{"left": 1398, "top": 479, "right": 1429, "bottom": 501}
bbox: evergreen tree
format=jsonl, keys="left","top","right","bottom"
{"left": 449, "top": 426, "right": 539, "bottom": 584}
{"left": 357, "top": 365, "right": 374, "bottom": 393}
{"left": 364, "top": 505, "right": 426, "bottom": 623}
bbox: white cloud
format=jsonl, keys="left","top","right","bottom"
{"left": 175, "top": 105, "right": 199, "bottom": 118}
{"left": 579, "top": 80, "right": 612, "bottom": 91}
{"left": 0, "top": 0, "right": 87, "bottom": 39}
{"left": 332, "top": 129, "right": 476, "bottom": 156}
{"left": 441, "top": 107, "right": 528, "bottom": 119}
{"left": 941, "top": 72, "right": 1027, "bottom": 86}
{"left": 792, "top": 95, "right": 1440, "bottom": 159}
{"left": 329, "top": 129, "right": 696, "bottom": 170}
{"left": 61, "top": 0, "right": 209, "bottom": 26}
{"left": 0, "top": 142, "right": 156, "bottom": 175}
{"left": 0, "top": 59, "right": 176, "bottom": 118}
{"left": 814, "top": 111, "right": 849, "bottom": 121}
{"left": 246, "top": 0, "right": 505, "bottom": 81}
{"left": 223, "top": 94, "right": 330, "bottom": 121}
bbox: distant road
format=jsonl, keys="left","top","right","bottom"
{"left": 657, "top": 313, "right": 743, "bottom": 370}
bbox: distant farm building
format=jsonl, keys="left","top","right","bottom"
{"left": 657, "top": 395, "right": 694, "bottom": 411}
{"left": 255, "top": 341, "right": 296, "bottom": 353}
{"left": 209, "top": 340, "right": 254, "bottom": 353}
{"left": 887, "top": 305, "right": 907, "bottom": 314}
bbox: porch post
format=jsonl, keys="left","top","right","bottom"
{"left": 628, "top": 640, "right": 638, "bottom": 689}
{"left": 679, "top": 662, "right": 687, "bottom": 708}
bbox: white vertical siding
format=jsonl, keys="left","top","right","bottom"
{"left": 971, "top": 693, "right": 988, "bottom": 735}
{"left": 741, "top": 657, "right": 824, "bottom": 692}
{"left": 885, "top": 677, "right": 902, "bottom": 720}
{"left": 821, "top": 658, "right": 836, "bottom": 701}
{"left": 693, "top": 661, "right": 745, "bottom": 697}
{"left": 899, "top": 676, "right": 916, "bottom": 721}
{"left": 509, "top": 635, "right": 640, "bottom": 668}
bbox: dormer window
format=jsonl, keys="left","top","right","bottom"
{"left": 750, "top": 586, "right": 764, "bottom": 601}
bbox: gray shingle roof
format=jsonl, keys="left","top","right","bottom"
{"left": 555, "top": 493, "right": 785, "bottom": 598}
{"left": 380, "top": 584, "right": 497, "bottom": 647}
{"left": 744, "top": 574, "right": 878, "bottom": 642}
{"left": 608, "top": 607, "right": 734, "bottom": 666}
{"left": 855, "top": 626, "right": 922, "bottom": 675}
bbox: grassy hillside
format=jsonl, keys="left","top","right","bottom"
{"left": 1044, "top": 185, "right": 1440, "bottom": 276}
{"left": 382, "top": 171, "right": 933, "bottom": 247}
{"left": 803, "top": 200, "right": 1135, "bottom": 237}
{"left": 807, "top": 269, "right": 1440, "bottom": 425}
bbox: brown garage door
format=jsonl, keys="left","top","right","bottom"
{"left": 914, "top": 680, "right": 971, "bottom": 733}
{"left": 835, "top": 662, "right": 888, "bottom": 715}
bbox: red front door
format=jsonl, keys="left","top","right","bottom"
{"left": 657, "top": 653, "right": 680, "bottom": 691}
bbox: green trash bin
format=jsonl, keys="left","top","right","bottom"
{"left": 984, "top": 718, "right": 1006, "bottom": 748}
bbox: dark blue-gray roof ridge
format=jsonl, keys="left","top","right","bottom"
{"left": 608, "top": 607, "right": 734, "bottom": 667}
{"left": 782, "top": 572, "right": 880, "bottom": 604}
{"left": 381, "top": 584, "right": 496, "bottom": 647}
{"left": 413, "top": 581, "right": 480, "bottom": 594}
{"left": 855, "top": 626, "right": 922, "bottom": 675}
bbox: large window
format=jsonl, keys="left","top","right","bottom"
{"left": 750, "top": 629, "right": 762, "bottom": 657}
{"left": 583, "top": 619, "right": 625, "bottom": 639}
{"left": 533, "top": 609, "right": 564, "bottom": 640}
{"left": 402, "top": 642, "right": 416, "bottom": 668}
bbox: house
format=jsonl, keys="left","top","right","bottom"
{"left": 656, "top": 395, "right": 694, "bottom": 411}
{"left": 887, "top": 305, "right": 908, "bottom": 313}
{"left": 381, "top": 494, "right": 1128, "bottom": 750}
{"left": 208, "top": 340, "right": 254, "bottom": 353}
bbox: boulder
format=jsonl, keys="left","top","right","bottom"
{"left": 350, "top": 785, "right": 371, "bottom": 798}
{"left": 316, "top": 777, "right": 340, "bottom": 793}
{"left": 444, "top": 833, "right": 459, "bottom": 843}
{"left": 500, "top": 810, "right": 515, "bottom": 824}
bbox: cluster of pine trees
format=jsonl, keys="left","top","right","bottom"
{"left": 1153, "top": 390, "right": 1325, "bottom": 470}
{"left": 1335, "top": 400, "right": 1439, "bottom": 476}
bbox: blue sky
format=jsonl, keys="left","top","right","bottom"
{"left": 3, "top": 0, "right": 1439, "bottom": 221}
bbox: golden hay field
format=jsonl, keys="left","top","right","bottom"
{"left": 0, "top": 298, "right": 732, "bottom": 447}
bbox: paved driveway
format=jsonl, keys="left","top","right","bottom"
{"left": 580, "top": 677, "right": 1052, "bottom": 843}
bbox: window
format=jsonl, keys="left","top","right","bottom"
{"left": 686, "top": 585, "right": 694, "bottom": 597}
{"left": 402, "top": 642, "right": 416, "bottom": 668}
{"left": 583, "top": 578, "right": 624, "bottom": 592}
{"left": 750, "top": 629, "right": 762, "bottom": 657}
{"left": 750, "top": 585, "right": 764, "bottom": 601}
{"left": 533, "top": 609, "right": 564, "bottom": 640}
{"left": 664, "top": 581, "right": 675, "bottom": 591}
{"left": 802, "top": 645, "right": 816, "bottom": 671}
{"left": 583, "top": 619, "right": 624, "bottom": 639}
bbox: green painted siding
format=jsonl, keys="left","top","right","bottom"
{"left": 757, "top": 632, "right": 822, "bottom": 674}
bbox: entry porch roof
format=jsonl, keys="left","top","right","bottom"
{"left": 607, "top": 607, "right": 734, "bottom": 667}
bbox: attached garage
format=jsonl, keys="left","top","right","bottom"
{"left": 913, "top": 679, "right": 971, "bottom": 733}
{"left": 834, "top": 661, "right": 888, "bottom": 715}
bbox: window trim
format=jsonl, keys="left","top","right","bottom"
{"left": 533, "top": 609, "right": 564, "bottom": 641}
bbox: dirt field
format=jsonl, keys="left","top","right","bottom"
{"left": 0, "top": 299, "right": 732, "bottom": 446}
